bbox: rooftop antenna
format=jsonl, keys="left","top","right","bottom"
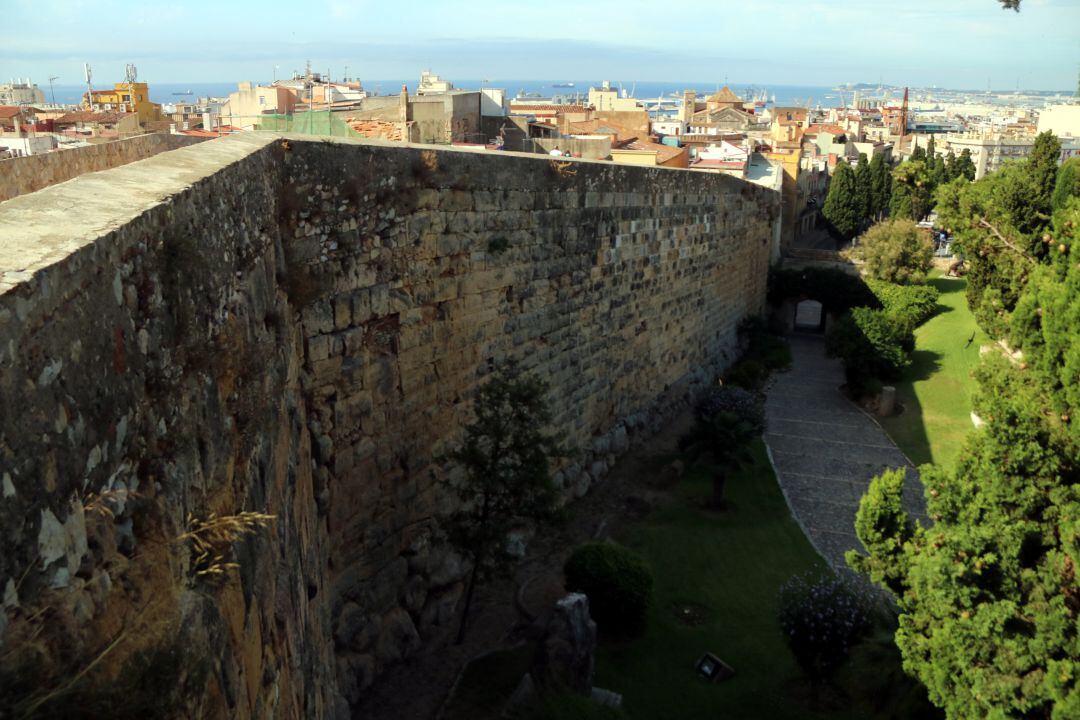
{"left": 83, "top": 63, "right": 92, "bottom": 109}
{"left": 125, "top": 63, "right": 139, "bottom": 122}
{"left": 48, "top": 75, "right": 59, "bottom": 104}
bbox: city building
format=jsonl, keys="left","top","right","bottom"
{"left": 0, "top": 79, "right": 45, "bottom": 106}
{"left": 686, "top": 87, "right": 758, "bottom": 136}
{"left": 611, "top": 137, "right": 688, "bottom": 168}
{"left": 219, "top": 82, "right": 298, "bottom": 130}
{"left": 84, "top": 82, "right": 162, "bottom": 125}
{"left": 1037, "top": 104, "right": 1080, "bottom": 140}
{"left": 942, "top": 132, "right": 1036, "bottom": 179}
{"left": 417, "top": 71, "right": 454, "bottom": 95}
{"left": 588, "top": 81, "right": 643, "bottom": 113}
{"left": 690, "top": 140, "right": 751, "bottom": 177}
{"left": 54, "top": 110, "right": 140, "bottom": 138}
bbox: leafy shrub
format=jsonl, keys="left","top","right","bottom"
{"left": 867, "top": 279, "right": 940, "bottom": 332}
{"left": 739, "top": 317, "right": 793, "bottom": 371}
{"left": 826, "top": 307, "right": 912, "bottom": 393}
{"left": 778, "top": 573, "right": 875, "bottom": 682}
{"left": 724, "top": 359, "right": 768, "bottom": 390}
{"left": 564, "top": 542, "right": 653, "bottom": 636}
{"left": 751, "top": 333, "right": 793, "bottom": 371}
{"left": 850, "top": 219, "right": 935, "bottom": 284}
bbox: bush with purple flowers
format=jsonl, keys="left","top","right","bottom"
{"left": 693, "top": 386, "right": 765, "bottom": 430}
{"left": 778, "top": 572, "right": 875, "bottom": 683}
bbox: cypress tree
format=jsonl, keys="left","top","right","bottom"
{"left": 1029, "top": 130, "right": 1062, "bottom": 213}
{"left": 955, "top": 149, "right": 976, "bottom": 181}
{"left": 1052, "top": 156, "right": 1080, "bottom": 211}
{"left": 823, "top": 161, "right": 861, "bottom": 240}
{"left": 868, "top": 153, "right": 887, "bottom": 217}
{"left": 854, "top": 153, "right": 872, "bottom": 224}
{"left": 910, "top": 143, "right": 927, "bottom": 162}
{"left": 944, "top": 150, "right": 958, "bottom": 181}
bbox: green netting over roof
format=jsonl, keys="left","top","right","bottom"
{"left": 256, "top": 112, "right": 361, "bottom": 137}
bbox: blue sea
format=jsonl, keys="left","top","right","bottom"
{"left": 45, "top": 80, "right": 842, "bottom": 108}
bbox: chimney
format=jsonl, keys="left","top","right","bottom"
{"left": 399, "top": 84, "right": 409, "bottom": 122}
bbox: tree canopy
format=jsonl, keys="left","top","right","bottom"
{"left": 849, "top": 150, "right": 1080, "bottom": 718}
{"left": 851, "top": 218, "right": 934, "bottom": 285}
{"left": 824, "top": 161, "right": 862, "bottom": 240}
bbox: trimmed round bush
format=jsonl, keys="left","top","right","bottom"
{"left": 564, "top": 542, "right": 652, "bottom": 635}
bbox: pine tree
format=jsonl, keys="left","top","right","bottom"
{"left": 823, "top": 161, "right": 862, "bottom": 240}
{"left": 890, "top": 160, "right": 934, "bottom": 221}
{"left": 848, "top": 199, "right": 1080, "bottom": 718}
{"left": 443, "top": 361, "right": 563, "bottom": 643}
{"left": 955, "top": 148, "right": 977, "bottom": 181}
{"left": 854, "top": 153, "right": 872, "bottom": 224}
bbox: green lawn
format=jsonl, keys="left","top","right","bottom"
{"left": 878, "top": 274, "right": 987, "bottom": 469}
{"left": 593, "top": 445, "right": 930, "bottom": 720}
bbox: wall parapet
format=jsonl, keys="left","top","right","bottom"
{"left": 0, "top": 132, "right": 207, "bottom": 204}
{"left": 0, "top": 134, "right": 778, "bottom": 717}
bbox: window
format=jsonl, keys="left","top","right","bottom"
{"left": 258, "top": 96, "right": 266, "bottom": 106}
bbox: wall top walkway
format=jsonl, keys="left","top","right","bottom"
{"left": 0, "top": 133, "right": 779, "bottom": 297}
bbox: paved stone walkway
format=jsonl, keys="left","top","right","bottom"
{"left": 764, "top": 334, "right": 928, "bottom": 571}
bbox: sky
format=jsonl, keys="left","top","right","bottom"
{"left": 0, "top": 0, "right": 1077, "bottom": 91}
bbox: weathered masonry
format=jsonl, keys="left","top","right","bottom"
{"left": 0, "top": 134, "right": 778, "bottom": 718}
{"left": 0, "top": 133, "right": 207, "bottom": 203}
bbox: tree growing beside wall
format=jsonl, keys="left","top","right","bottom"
{"left": 443, "top": 361, "right": 563, "bottom": 644}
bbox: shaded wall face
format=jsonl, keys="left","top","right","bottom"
{"left": 279, "top": 142, "right": 776, "bottom": 696}
{"left": 0, "top": 136, "right": 778, "bottom": 715}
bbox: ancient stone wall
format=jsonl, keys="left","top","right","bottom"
{"left": 0, "top": 134, "right": 777, "bottom": 717}
{"left": 0, "top": 132, "right": 206, "bottom": 203}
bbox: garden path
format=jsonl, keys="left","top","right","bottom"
{"left": 763, "top": 334, "right": 929, "bottom": 571}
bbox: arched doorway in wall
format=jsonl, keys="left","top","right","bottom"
{"left": 793, "top": 298, "right": 825, "bottom": 332}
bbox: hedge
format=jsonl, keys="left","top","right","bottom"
{"left": 867, "top": 279, "right": 940, "bottom": 332}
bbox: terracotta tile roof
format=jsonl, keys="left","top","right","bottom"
{"left": 617, "top": 137, "right": 684, "bottom": 164}
{"left": 345, "top": 118, "right": 403, "bottom": 141}
{"left": 0, "top": 106, "right": 24, "bottom": 119}
{"left": 805, "top": 123, "right": 846, "bottom": 135}
{"left": 55, "top": 111, "right": 132, "bottom": 124}
{"left": 706, "top": 86, "right": 742, "bottom": 104}
{"left": 567, "top": 118, "right": 638, "bottom": 142}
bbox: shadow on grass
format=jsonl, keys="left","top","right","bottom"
{"left": 927, "top": 276, "right": 965, "bottom": 296}
{"left": 881, "top": 349, "right": 942, "bottom": 467}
